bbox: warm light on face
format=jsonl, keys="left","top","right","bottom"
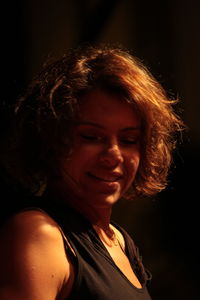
{"left": 59, "top": 89, "right": 141, "bottom": 208}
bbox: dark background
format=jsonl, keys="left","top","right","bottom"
{"left": 1, "top": 1, "right": 199, "bottom": 299}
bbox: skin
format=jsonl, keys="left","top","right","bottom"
{"left": 55, "top": 89, "right": 141, "bottom": 226}
{"left": 0, "top": 89, "right": 142, "bottom": 299}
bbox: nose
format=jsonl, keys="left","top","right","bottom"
{"left": 99, "top": 143, "right": 124, "bottom": 168}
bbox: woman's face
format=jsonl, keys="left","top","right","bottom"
{"left": 59, "top": 89, "right": 141, "bottom": 208}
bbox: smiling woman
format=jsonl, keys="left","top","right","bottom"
{"left": 55, "top": 89, "right": 141, "bottom": 209}
{"left": 0, "top": 44, "right": 184, "bottom": 299}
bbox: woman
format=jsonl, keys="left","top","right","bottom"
{"left": 0, "top": 45, "right": 184, "bottom": 299}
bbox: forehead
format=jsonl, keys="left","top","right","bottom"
{"left": 77, "top": 89, "right": 141, "bottom": 127}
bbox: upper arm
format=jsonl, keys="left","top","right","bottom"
{"left": 0, "top": 210, "right": 71, "bottom": 300}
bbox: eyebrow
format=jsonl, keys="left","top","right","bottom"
{"left": 75, "top": 121, "right": 141, "bottom": 131}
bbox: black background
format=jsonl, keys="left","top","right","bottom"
{"left": 1, "top": 1, "right": 199, "bottom": 299}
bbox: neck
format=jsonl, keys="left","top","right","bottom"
{"left": 71, "top": 199, "right": 112, "bottom": 229}
{"left": 46, "top": 185, "right": 121, "bottom": 247}
{"left": 47, "top": 184, "right": 113, "bottom": 228}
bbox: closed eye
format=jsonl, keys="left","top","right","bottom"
{"left": 80, "top": 134, "right": 102, "bottom": 141}
{"left": 121, "top": 139, "right": 137, "bottom": 144}
{"left": 120, "top": 137, "right": 140, "bottom": 145}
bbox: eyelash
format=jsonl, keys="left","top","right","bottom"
{"left": 121, "top": 139, "right": 138, "bottom": 145}
{"left": 80, "top": 134, "right": 138, "bottom": 145}
{"left": 80, "top": 134, "right": 101, "bottom": 141}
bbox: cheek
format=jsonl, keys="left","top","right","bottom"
{"left": 62, "top": 146, "right": 98, "bottom": 177}
{"left": 121, "top": 156, "right": 140, "bottom": 195}
{"left": 127, "top": 154, "right": 140, "bottom": 180}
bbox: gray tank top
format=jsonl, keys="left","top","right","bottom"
{"left": 42, "top": 202, "right": 152, "bottom": 300}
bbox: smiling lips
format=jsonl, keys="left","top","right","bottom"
{"left": 88, "top": 172, "right": 123, "bottom": 183}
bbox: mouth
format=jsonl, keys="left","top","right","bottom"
{"left": 87, "top": 172, "right": 123, "bottom": 183}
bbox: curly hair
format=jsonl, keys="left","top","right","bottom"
{"left": 4, "top": 44, "right": 184, "bottom": 197}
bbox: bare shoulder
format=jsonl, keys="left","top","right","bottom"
{"left": 0, "top": 209, "right": 73, "bottom": 299}
{"left": 0, "top": 209, "right": 64, "bottom": 247}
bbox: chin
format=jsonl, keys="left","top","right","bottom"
{"left": 90, "top": 191, "right": 121, "bottom": 208}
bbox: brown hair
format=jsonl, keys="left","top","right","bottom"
{"left": 4, "top": 44, "right": 185, "bottom": 196}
